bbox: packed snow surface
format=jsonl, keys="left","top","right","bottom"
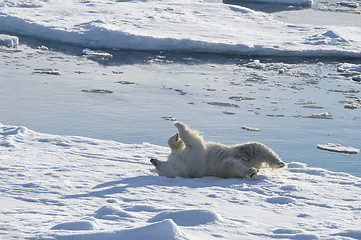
{"left": 0, "top": 0, "right": 361, "bottom": 57}
{"left": 1, "top": 123, "right": 361, "bottom": 239}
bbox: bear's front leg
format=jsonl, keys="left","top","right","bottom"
{"left": 173, "top": 121, "right": 204, "bottom": 149}
{"left": 174, "top": 121, "right": 187, "bottom": 132}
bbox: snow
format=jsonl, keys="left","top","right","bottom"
{"left": 81, "top": 48, "right": 113, "bottom": 60}
{"left": 337, "top": 63, "right": 361, "bottom": 73}
{"left": 0, "top": 34, "right": 19, "bottom": 48}
{"left": 148, "top": 209, "right": 221, "bottom": 226}
{"left": 241, "top": 125, "right": 261, "bottom": 132}
{"left": 0, "top": 0, "right": 46, "bottom": 8}
{"left": 317, "top": 143, "right": 360, "bottom": 154}
{"left": 243, "top": 59, "right": 297, "bottom": 72}
{"left": 1, "top": 123, "right": 361, "bottom": 240}
{"left": 1, "top": 0, "right": 361, "bottom": 57}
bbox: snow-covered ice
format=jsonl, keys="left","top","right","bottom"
{"left": 0, "top": 34, "right": 19, "bottom": 48}
{"left": 241, "top": 125, "right": 261, "bottom": 132}
{"left": 1, "top": 123, "right": 361, "bottom": 239}
{"left": 317, "top": 143, "right": 360, "bottom": 154}
{"left": 0, "top": 0, "right": 47, "bottom": 8}
{"left": 0, "top": 0, "right": 361, "bottom": 57}
{"left": 81, "top": 48, "right": 113, "bottom": 60}
{"left": 337, "top": 63, "right": 361, "bottom": 73}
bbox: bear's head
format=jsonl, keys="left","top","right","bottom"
{"left": 168, "top": 133, "right": 185, "bottom": 151}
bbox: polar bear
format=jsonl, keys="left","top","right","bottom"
{"left": 150, "top": 122, "right": 285, "bottom": 180}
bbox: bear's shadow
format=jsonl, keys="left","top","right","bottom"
{"left": 64, "top": 173, "right": 268, "bottom": 199}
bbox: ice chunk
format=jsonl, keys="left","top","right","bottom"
{"left": 81, "top": 89, "right": 113, "bottom": 94}
{"left": 337, "top": 2, "right": 359, "bottom": 8}
{"left": 317, "top": 143, "right": 360, "bottom": 154}
{"left": 241, "top": 126, "right": 260, "bottom": 132}
{"left": 33, "top": 68, "right": 61, "bottom": 75}
{"left": 82, "top": 48, "right": 113, "bottom": 60}
{"left": 352, "top": 75, "right": 361, "bottom": 82}
{"left": 0, "top": 34, "right": 19, "bottom": 48}
{"left": 244, "top": 59, "right": 297, "bottom": 71}
{"left": 306, "top": 112, "right": 333, "bottom": 119}
{"left": 344, "top": 102, "right": 361, "bottom": 109}
{"left": 337, "top": 63, "right": 361, "bottom": 73}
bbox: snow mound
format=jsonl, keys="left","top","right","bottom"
{"left": 52, "top": 219, "right": 189, "bottom": 240}
{"left": 244, "top": 59, "right": 297, "bottom": 72}
{"left": 94, "top": 206, "right": 134, "bottom": 220}
{"left": 51, "top": 221, "right": 98, "bottom": 231}
{"left": 0, "top": 34, "right": 19, "bottom": 48}
{"left": 149, "top": 209, "right": 221, "bottom": 226}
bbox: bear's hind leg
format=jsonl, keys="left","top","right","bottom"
{"left": 258, "top": 144, "right": 286, "bottom": 170}
{"left": 214, "top": 158, "right": 257, "bottom": 180}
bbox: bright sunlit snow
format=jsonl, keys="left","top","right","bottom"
{"left": 1, "top": 123, "right": 361, "bottom": 239}
{"left": 0, "top": 0, "right": 361, "bottom": 57}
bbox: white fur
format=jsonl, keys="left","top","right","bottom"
{"left": 151, "top": 122, "right": 285, "bottom": 180}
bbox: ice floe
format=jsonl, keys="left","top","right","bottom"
{"left": 0, "top": 0, "right": 361, "bottom": 57}
{"left": 317, "top": 143, "right": 360, "bottom": 154}
{"left": 1, "top": 123, "right": 361, "bottom": 239}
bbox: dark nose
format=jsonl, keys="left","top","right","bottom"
{"left": 150, "top": 158, "right": 158, "bottom": 166}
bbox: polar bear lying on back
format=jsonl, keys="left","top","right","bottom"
{"left": 150, "top": 122, "right": 285, "bottom": 180}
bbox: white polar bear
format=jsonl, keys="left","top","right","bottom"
{"left": 150, "top": 122, "right": 285, "bottom": 180}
